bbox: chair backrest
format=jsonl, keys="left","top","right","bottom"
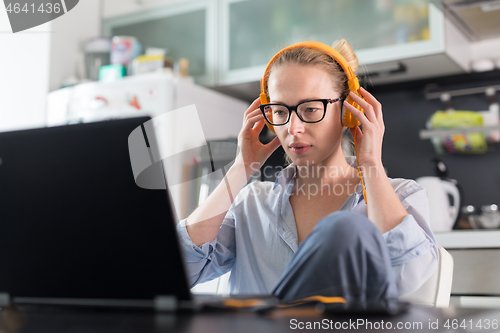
{"left": 398, "top": 246, "right": 454, "bottom": 307}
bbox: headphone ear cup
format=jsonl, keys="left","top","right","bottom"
{"left": 341, "top": 104, "right": 355, "bottom": 128}
{"left": 342, "top": 97, "right": 362, "bottom": 128}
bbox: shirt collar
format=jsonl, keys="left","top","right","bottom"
{"left": 273, "top": 164, "right": 296, "bottom": 190}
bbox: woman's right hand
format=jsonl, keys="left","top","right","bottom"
{"left": 186, "top": 98, "right": 280, "bottom": 245}
{"left": 235, "top": 97, "right": 281, "bottom": 178}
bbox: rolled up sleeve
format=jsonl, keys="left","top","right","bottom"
{"left": 176, "top": 214, "right": 236, "bottom": 288}
{"left": 383, "top": 180, "right": 439, "bottom": 296}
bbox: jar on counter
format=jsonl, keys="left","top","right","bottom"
{"left": 479, "top": 204, "right": 500, "bottom": 229}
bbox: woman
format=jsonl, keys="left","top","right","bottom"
{"left": 176, "top": 40, "right": 438, "bottom": 303}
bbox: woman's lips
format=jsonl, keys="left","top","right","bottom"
{"left": 289, "top": 144, "right": 312, "bottom": 155}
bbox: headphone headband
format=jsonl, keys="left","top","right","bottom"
{"left": 259, "top": 41, "right": 359, "bottom": 104}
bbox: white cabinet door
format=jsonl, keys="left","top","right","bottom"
{"left": 219, "top": 0, "right": 445, "bottom": 85}
{"left": 103, "top": 0, "right": 217, "bottom": 85}
{"left": 103, "top": 0, "right": 193, "bottom": 20}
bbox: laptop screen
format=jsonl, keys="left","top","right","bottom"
{"left": 0, "top": 117, "right": 191, "bottom": 304}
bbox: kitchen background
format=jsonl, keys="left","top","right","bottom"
{"left": 2, "top": 0, "right": 500, "bottom": 215}
{"left": 2, "top": 0, "right": 500, "bottom": 303}
{"left": 371, "top": 70, "right": 500, "bottom": 208}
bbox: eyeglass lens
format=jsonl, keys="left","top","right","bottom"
{"left": 263, "top": 100, "right": 325, "bottom": 125}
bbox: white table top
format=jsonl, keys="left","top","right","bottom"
{"left": 434, "top": 230, "right": 500, "bottom": 249}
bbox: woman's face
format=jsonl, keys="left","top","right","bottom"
{"left": 267, "top": 63, "right": 344, "bottom": 167}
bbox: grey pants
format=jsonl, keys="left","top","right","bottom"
{"left": 271, "top": 211, "right": 398, "bottom": 302}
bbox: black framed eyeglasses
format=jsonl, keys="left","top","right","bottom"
{"left": 259, "top": 97, "right": 343, "bottom": 126}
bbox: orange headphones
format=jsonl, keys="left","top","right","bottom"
{"left": 259, "top": 41, "right": 368, "bottom": 206}
{"left": 260, "top": 41, "right": 365, "bottom": 132}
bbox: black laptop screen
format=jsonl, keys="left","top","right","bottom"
{"left": 0, "top": 117, "right": 191, "bottom": 302}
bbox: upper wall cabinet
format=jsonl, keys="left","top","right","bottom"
{"left": 102, "top": 0, "right": 469, "bottom": 89}
{"left": 103, "top": 0, "right": 216, "bottom": 86}
{"left": 219, "top": 0, "right": 467, "bottom": 86}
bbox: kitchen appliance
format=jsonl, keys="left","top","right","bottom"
{"left": 416, "top": 159, "right": 462, "bottom": 232}
{"left": 432, "top": 0, "right": 500, "bottom": 41}
{"left": 84, "top": 37, "right": 111, "bottom": 81}
{"left": 46, "top": 71, "right": 247, "bottom": 220}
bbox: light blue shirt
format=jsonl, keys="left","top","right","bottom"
{"left": 176, "top": 157, "right": 438, "bottom": 297}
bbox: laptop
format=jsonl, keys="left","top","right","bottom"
{"left": 0, "top": 117, "right": 236, "bottom": 311}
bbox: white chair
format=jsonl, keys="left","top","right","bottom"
{"left": 399, "top": 246, "right": 454, "bottom": 307}
{"left": 195, "top": 248, "right": 454, "bottom": 306}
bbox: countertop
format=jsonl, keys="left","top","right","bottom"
{"left": 434, "top": 230, "right": 500, "bottom": 249}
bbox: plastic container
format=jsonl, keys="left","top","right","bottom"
{"left": 110, "top": 36, "right": 142, "bottom": 67}
{"left": 98, "top": 64, "right": 126, "bottom": 82}
{"left": 131, "top": 55, "right": 165, "bottom": 75}
{"left": 429, "top": 110, "right": 487, "bottom": 154}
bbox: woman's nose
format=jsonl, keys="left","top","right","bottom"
{"left": 287, "top": 111, "right": 305, "bottom": 135}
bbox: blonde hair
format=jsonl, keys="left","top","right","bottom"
{"left": 265, "top": 40, "right": 359, "bottom": 164}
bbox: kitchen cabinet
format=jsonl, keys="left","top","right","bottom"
{"left": 219, "top": 0, "right": 468, "bottom": 87}
{"left": 102, "top": 0, "right": 217, "bottom": 85}
{"left": 102, "top": 0, "right": 470, "bottom": 92}
{"left": 103, "top": 0, "right": 189, "bottom": 18}
{"left": 435, "top": 231, "right": 500, "bottom": 307}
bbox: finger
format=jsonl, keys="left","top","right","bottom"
{"left": 243, "top": 108, "right": 264, "bottom": 127}
{"left": 243, "top": 113, "right": 266, "bottom": 131}
{"left": 242, "top": 98, "right": 261, "bottom": 125}
{"left": 344, "top": 100, "right": 370, "bottom": 127}
{"left": 358, "top": 87, "right": 379, "bottom": 106}
{"left": 348, "top": 92, "right": 376, "bottom": 122}
{"left": 359, "top": 87, "right": 383, "bottom": 119}
{"left": 246, "top": 107, "right": 264, "bottom": 119}
{"left": 244, "top": 113, "right": 264, "bottom": 129}
{"left": 349, "top": 125, "right": 361, "bottom": 136}
{"left": 252, "top": 117, "right": 266, "bottom": 132}
{"left": 349, "top": 126, "right": 363, "bottom": 147}
{"left": 244, "top": 98, "right": 262, "bottom": 116}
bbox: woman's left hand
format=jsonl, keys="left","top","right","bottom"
{"left": 343, "top": 87, "right": 385, "bottom": 168}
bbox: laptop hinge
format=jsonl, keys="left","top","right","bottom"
{"left": 154, "top": 296, "right": 177, "bottom": 311}
{"left": 0, "top": 293, "right": 11, "bottom": 307}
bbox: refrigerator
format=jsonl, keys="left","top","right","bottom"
{"left": 46, "top": 71, "right": 247, "bottom": 220}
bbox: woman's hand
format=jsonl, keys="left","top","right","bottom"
{"left": 187, "top": 99, "right": 280, "bottom": 244}
{"left": 235, "top": 98, "right": 281, "bottom": 177}
{"left": 343, "top": 88, "right": 410, "bottom": 232}
{"left": 343, "top": 87, "right": 385, "bottom": 168}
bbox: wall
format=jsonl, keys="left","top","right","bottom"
{"left": 49, "top": 0, "right": 102, "bottom": 92}
{"left": 0, "top": 7, "right": 51, "bottom": 132}
{"left": 0, "top": 0, "right": 101, "bottom": 132}
{"left": 370, "top": 70, "right": 500, "bottom": 208}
